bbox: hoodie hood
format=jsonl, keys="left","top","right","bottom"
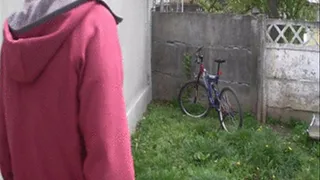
{"left": 8, "top": 0, "right": 122, "bottom": 35}
{"left": 2, "top": 0, "right": 121, "bottom": 83}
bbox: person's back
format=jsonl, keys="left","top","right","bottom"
{"left": 0, "top": 0, "right": 134, "bottom": 179}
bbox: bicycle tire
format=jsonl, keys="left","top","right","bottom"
{"left": 178, "top": 80, "right": 210, "bottom": 118}
{"left": 218, "top": 87, "right": 243, "bottom": 132}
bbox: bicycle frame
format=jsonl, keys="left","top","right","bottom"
{"left": 195, "top": 60, "right": 222, "bottom": 109}
{"left": 179, "top": 47, "right": 242, "bottom": 131}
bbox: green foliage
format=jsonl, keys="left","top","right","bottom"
{"left": 183, "top": 53, "right": 193, "bottom": 79}
{"left": 224, "top": 0, "right": 269, "bottom": 14}
{"left": 278, "top": 0, "right": 318, "bottom": 20}
{"left": 132, "top": 102, "right": 320, "bottom": 180}
{"left": 196, "top": 0, "right": 318, "bottom": 21}
{"left": 197, "top": 0, "right": 225, "bottom": 12}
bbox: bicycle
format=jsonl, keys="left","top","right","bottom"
{"left": 178, "top": 46, "right": 243, "bottom": 132}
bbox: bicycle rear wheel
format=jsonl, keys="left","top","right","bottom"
{"left": 178, "top": 80, "right": 210, "bottom": 118}
{"left": 218, "top": 87, "right": 243, "bottom": 132}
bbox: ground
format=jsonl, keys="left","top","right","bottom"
{"left": 132, "top": 101, "right": 320, "bottom": 180}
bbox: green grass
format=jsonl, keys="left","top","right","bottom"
{"left": 132, "top": 101, "right": 320, "bottom": 180}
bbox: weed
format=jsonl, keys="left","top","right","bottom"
{"left": 183, "top": 53, "right": 192, "bottom": 79}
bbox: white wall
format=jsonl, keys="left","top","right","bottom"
{"left": 0, "top": 0, "right": 24, "bottom": 43}
{"left": 108, "top": 0, "right": 152, "bottom": 133}
{"left": 264, "top": 19, "right": 320, "bottom": 121}
{"left": 265, "top": 47, "right": 320, "bottom": 112}
{"left": 0, "top": 0, "right": 152, "bottom": 178}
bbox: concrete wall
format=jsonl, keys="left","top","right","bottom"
{"left": 151, "top": 12, "right": 319, "bottom": 122}
{"left": 265, "top": 47, "right": 320, "bottom": 120}
{"left": 264, "top": 19, "right": 320, "bottom": 121}
{"left": 152, "top": 12, "right": 262, "bottom": 112}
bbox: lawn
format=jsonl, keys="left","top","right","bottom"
{"left": 132, "top": 101, "right": 320, "bottom": 180}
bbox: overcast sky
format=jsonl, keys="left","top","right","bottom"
{"left": 308, "top": 0, "right": 319, "bottom": 3}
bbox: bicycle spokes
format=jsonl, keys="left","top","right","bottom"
{"left": 193, "top": 85, "right": 199, "bottom": 104}
{"left": 193, "top": 96, "right": 197, "bottom": 104}
{"left": 179, "top": 81, "right": 210, "bottom": 118}
{"left": 219, "top": 89, "right": 242, "bottom": 132}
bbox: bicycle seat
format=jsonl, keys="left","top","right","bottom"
{"left": 214, "top": 59, "right": 226, "bottom": 63}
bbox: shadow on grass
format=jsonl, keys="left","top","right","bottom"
{"left": 132, "top": 101, "right": 320, "bottom": 180}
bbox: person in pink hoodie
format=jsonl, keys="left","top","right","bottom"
{"left": 0, "top": 0, "right": 135, "bottom": 179}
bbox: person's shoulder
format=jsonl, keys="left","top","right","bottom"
{"left": 82, "top": 2, "right": 116, "bottom": 29}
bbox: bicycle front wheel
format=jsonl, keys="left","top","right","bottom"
{"left": 178, "top": 80, "right": 210, "bottom": 118}
{"left": 218, "top": 87, "right": 243, "bottom": 132}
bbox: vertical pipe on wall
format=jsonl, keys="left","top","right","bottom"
{"left": 160, "top": 0, "right": 164, "bottom": 12}
{"left": 181, "top": 0, "right": 184, "bottom": 12}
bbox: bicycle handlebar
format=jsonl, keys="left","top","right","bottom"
{"left": 194, "top": 46, "right": 204, "bottom": 64}
{"left": 194, "top": 46, "right": 204, "bottom": 54}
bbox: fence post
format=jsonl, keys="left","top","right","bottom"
{"left": 181, "top": 0, "right": 184, "bottom": 12}
{"left": 160, "top": 0, "right": 164, "bottom": 12}
{"left": 256, "top": 15, "right": 267, "bottom": 124}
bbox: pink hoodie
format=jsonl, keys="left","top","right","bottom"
{"left": 0, "top": 1, "right": 134, "bottom": 180}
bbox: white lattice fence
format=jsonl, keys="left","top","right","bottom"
{"left": 266, "top": 19, "right": 320, "bottom": 47}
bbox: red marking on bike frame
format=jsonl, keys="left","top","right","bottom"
{"left": 218, "top": 70, "right": 222, "bottom": 75}
{"left": 200, "top": 64, "right": 204, "bottom": 74}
